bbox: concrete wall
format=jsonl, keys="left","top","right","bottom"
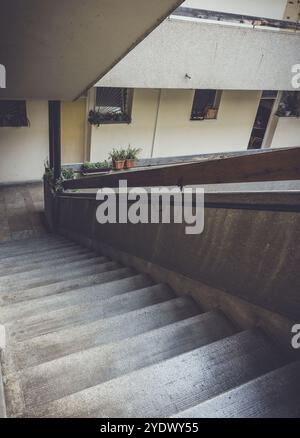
{"left": 90, "top": 89, "right": 260, "bottom": 161}
{"left": 183, "top": 0, "right": 288, "bottom": 20}
{"left": 0, "top": 101, "right": 48, "bottom": 184}
{"left": 55, "top": 192, "right": 300, "bottom": 324}
{"left": 97, "top": 18, "right": 299, "bottom": 91}
{"left": 271, "top": 117, "right": 300, "bottom": 148}
{"left": 61, "top": 99, "right": 86, "bottom": 164}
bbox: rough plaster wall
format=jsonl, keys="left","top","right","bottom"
{"left": 98, "top": 18, "right": 298, "bottom": 91}
{"left": 270, "top": 117, "right": 300, "bottom": 148}
{"left": 0, "top": 101, "right": 48, "bottom": 184}
{"left": 90, "top": 89, "right": 159, "bottom": 162}
{"left": 183, "top": 0, "right": 288, "bottom": 19}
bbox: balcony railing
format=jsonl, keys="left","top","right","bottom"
{"left": 173, "top": 7, "right": 300, "bottom": 32}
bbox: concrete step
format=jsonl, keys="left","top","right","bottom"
{"left": 0, "top": 273, "right": 150, "bottom": 323}
{"left": 0, "top": 238, "right": 73, "bottom": 259}
{"left": 7, "top": 284, "right": 175, "bottom": 342}
{"left": 0, "top": 235, "right": 64, "bottom": 250}
{"left": 5, "top": 311, "right": 234, "bottom": 414}
{"left": 0, "top": 256, "right": 109, "bottom": 290}
{"left": 24, "top": 330, "right": 284, "bottom": 418}
{"left": 0, "top": 248, "right": 94, "bottom": 277}
{"left": 0, "top": 262, "right": 124, "bottom": 306}
{"left": 173, "top": 361, "right": 300, "bottom": 418}
{"left": 0, "top": 241, "right": 78, "bottom": 264}
{"left": 0, "top": 257, "right": 114, "bottom": 293}
{"left": 3, "top": 297, "right": 199, "bottom": 372}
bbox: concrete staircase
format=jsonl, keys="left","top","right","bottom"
{"left": 0, "top": 235, "right": 299, "bottom": 418}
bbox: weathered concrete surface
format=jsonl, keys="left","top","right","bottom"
{"left": 6, "top": 284, "right": 174, "bottom": 342}
{"left": 98, "top": 17, "right": 300, "bottom": 91}
{"left": 1, "top": 234, "right": 297, "bottom": 418}
{"left": 173, "top": 361, "right": 300, "bottom": 418}
{"left": 57, "top": 193, "right": 300, "bottom": 322}
{"left": 22, "top": 330, "right": 284, "bottom": 418}
{"left": 0, "top": 183, "right": 46, "bottom": 242}
{"left": 0, "top": 274, "right": 149, "bottom": 323}
{"left": 3, "top": 297, "right": 198, "bottom": 373}
{"left": 5, "top": 311, "right": 234, "bottom": 414}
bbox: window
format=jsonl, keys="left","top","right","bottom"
{"left": 191, "top": 90, "right": 221, "bottom": 121}
{"left": 0, "top": 100, "right": 29, "bottom": 127}
{"left": 275, "top": 91, "right": 300, "bottom": 118}
{"left": 95, "top": 87, "right": 133, "bottom": 124}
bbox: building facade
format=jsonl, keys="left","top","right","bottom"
{"left": 0, "top": 0, "right": 299, "bottom": 183}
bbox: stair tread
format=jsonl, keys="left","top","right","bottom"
{"left": 5, "top": 311, "right": 233, "bottom": 414}
{"left": 173, "top": 361, "right": 300, "bottom": 418}
{"left": 6, "top": 284, "right": 175, "bottom": 342}
{"left": 0, "top": 273, "right": 151, "bottom": 323}
{"left": 0, "top": 262, "right": 125, "bottom": 306}
{"left": 0, "top": 235, "right": 65, "bottom": 250}
{"left": 21, "top": 330, "right": 284, "bottom": 418}
{"left": 0, "top": 256, "right": 110, "bottom": 290}
{"left": 0, "top": 242, "right": 79, "bottom": 264}
{"left": 0, "top": 239, "right": 75, "bottom": 259}
{"left": 0, "top": 250, "right": 96, "bottom": 277}
{"left": 3, "top": 296, "right": 199, "bottom": 372}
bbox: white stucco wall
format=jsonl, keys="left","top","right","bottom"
{"left": 90, "top": 89, "right": 261, "bottom": 161}
{"left": 0, "top": 101, "right": 48, "bottom": 184}
{"left": 183, "top": 0, "right": 287, "bottom": 19}
{"left": 270, "top": 117, "right": 300, "bottom": 148}
{"left": 90, "top": 89, "right": 159, "bottom": 162}
{"left": 152, "top": 89, "right": 261, "bottom": 156}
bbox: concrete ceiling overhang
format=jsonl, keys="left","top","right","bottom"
{"left": 0, "top": 0, "right": 183, "bottom": 100}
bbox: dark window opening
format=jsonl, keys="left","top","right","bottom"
{"left": 0, "top": 100, "right": 29, "bottom": 127}
{"left": 191, "top": 90, "right": 221, "bottom": 121}
{"left": 94, "top": 87, "right": 133, "bottom": 124}
{"left": 248, "top": 91, "right": 278, "bottom": 150}
{"left": 275, "top": 91, "right": 300, "bottom": 118}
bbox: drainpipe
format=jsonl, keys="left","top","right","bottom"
{"left": 150, "top": 89, "right": 162, "bottom": 158}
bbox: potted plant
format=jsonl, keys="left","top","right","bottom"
{"left": 81, "top": 160, "right": 112, "bottom": 174}
{"left": 125, "top": 146, "right": 141, "bottom": 169}
{"left": 109, "top": 148, "right": 127, "bottom": 170}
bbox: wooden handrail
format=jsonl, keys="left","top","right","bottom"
{"left": 63, "top": 147, "right": 300, "bottom": 190}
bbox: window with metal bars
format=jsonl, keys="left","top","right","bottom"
{"left": 0, "top": 100, "right": 29, "bottom": 127}
{"left": 94, "top": 87, "right": 133, "bottom": 124}
{"left": 190, "top": 90, "right": 221, "bottom": 121}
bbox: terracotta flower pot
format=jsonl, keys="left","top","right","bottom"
{"left": 125, "top": 159, "right": 135, "bottom": 169}
{"left": 113, "top": 160, "right": 125, "bottom": 170}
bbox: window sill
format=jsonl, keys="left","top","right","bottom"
{"left": 92, "top": 120, "right": 132, "bottom": 126}
{"left": 277, "top": 115, "right": 300, "bottom": 118}
{"left": 190, "top": 118, "right": 218, "bottom": 122}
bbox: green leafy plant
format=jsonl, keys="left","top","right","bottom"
{"left": 125, "top": 146, "right": 141, "bottom": 160}
{"left": 82, "top": 160, "right": 111, "bottom": 170}
{"left": 108, "top": 148, "right": 127, "bottom": 162}
{"left": 44, "top": 160, "right": 75, "bottom": 193}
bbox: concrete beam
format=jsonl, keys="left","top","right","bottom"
{"left": 98, "top": 17, "right": 300, "bottom": 90}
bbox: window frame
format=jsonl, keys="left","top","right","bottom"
{"left": 0, "top": 100, "right": 29, "bottom": 127}
{"left": 190, "top": 90, "right": 222, "bottom": 121}
{"left": 94, "top": 87, "right": 134, "bottom": 125}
